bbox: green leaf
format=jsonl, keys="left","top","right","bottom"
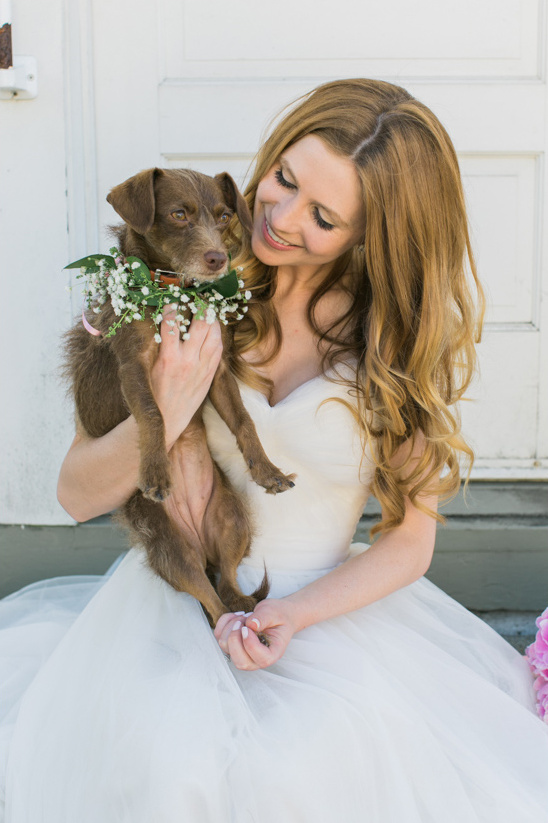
{"left": 126, "top": 257, "right": 152, "bottom": 284}
{"left": 196, "top": 269, "right": 240, "bottom": 298}
{"left": 65, "top": 254, "right": 116, "bottom": 270}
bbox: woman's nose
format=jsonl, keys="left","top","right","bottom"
{"left": 271, "top": 193, "right": 301, "bottom": 233}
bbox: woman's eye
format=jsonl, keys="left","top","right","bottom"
{"left": 274, "top": 168, "right": 296, "bottom": 189}
{"left": 171, "top": 209, "right": 187, "bottom": 221}
{"left": 313, "top": 207, "right": 335, "bottom": 232}
{"left": 219, "top": 212, "right": 231, "bottom": 224}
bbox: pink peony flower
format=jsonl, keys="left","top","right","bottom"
{"left": 525, "top": 607, "right": 548, "bottom": 723}
{"left": 533, "top": 676, "right": 548, "bottom": 722}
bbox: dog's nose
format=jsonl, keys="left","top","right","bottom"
{"left": 204, "top": 251, "right": 227, "bottom": 272}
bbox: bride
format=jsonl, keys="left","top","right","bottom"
{"left": 2, "top": 78, "right": 548, "bottom": 822}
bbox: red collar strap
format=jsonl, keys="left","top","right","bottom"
{"left": 150, "top": 270, "right": 180, "bottom": 287}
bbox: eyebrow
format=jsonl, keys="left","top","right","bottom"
{"left": 280, "top": 157, "right": 351, "bottom": 229}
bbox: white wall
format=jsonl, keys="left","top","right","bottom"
{"left": 0, "top": 0, "right": 74, "bottom": 524}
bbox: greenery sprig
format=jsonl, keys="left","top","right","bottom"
{"left": 65, "top": 248, "right": 251, "bottom": 340}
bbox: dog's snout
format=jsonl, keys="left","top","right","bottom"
{"left": 204, "top": 251, "right": 228, "bottom": 272}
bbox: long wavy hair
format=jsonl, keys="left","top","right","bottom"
{"left": 226, "top": 78, "right": 484, "bottom": 535}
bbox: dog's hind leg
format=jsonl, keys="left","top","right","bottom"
{"left": 203, "top": 467, "right": 269, "bottom": 614}
{"left": 118, "top": 494, "right": 228, "bottom": 627}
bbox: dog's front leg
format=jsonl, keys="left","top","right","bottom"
{"left": 117, "top": 357, "right": 171, "bottom": 502}
{"left": 209, "top": 365, "right": 295, "bottom": 494}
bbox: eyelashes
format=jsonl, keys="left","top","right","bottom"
{"left": 273, "top": 167, "right": 335, "bottom": 231}
{"left": 274, "top": 167, "right": 295, "bottom": 190}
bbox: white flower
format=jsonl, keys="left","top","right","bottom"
{"left": 154, "top": 332, "right": 162, "bottom": 344}
{"left": 141, "top": 286, "right": 149, "bottom": 296}
{"left": 131, "top": 261, "right": 140, "bottom": 269}
{"left": 133, "top": 313, "right": 141, "bottom": 320}
{"left": 180, "top": 294, "right": 190, "bottom": 303}
{"left": 93, "top": 307, "right": 101, "bottom": 314}
{"left": 182, "top": 332, "right": 190, "bottom": 340}
{"left": 244, "top": 290, "right": 252, "bottom": 300}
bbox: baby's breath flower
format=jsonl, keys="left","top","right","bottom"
{"left": 73, "top": 248, "right": 249, "bottom": 341}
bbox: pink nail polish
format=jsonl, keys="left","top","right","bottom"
{"left": 241, "top": 626, "right": 249, "bottom": 639}
{"left": 234, "top": 611, "right": 245, "bottom": 616}
{"left": 251, "top": 618, "right": 260, "bottom": 630}
{"left": 232, "top": 621, "right": 241, "bottom": 631}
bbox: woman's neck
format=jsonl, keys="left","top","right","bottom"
{"left": 275, "top": 262, "right": 334, "bottom": 295}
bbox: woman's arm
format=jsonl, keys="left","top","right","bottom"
{"left": 215, "top": 433, "right": 438, "bottom": 669}
{"left": 57, "top": 310, "right": 223, "bottom": 522}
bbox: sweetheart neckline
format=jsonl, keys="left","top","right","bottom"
{"left": 236, "top": 366, "right": 350, "bottom": 409}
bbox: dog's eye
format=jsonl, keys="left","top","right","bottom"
{"left": 171, "top": 210, "right": 187, "bottom": 221}
{"left": 219, "top": 212, "right": 231, "bottom": 224}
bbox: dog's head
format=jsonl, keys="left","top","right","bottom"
{"left": 106, "top": 168, "right": 253, "bottom": 282}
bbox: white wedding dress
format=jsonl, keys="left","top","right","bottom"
{"left": 1, "top": 369, "right": 547, "bottom": 822}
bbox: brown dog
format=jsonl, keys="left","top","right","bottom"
{"left": 63, "top": 168, "right": 295, "bottom": 627}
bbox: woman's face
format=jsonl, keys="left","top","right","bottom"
{"left": 251, "top": 134, "right": 365, "bottom": 274}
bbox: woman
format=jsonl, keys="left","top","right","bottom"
{"left": 2, "top": 78, "right": 548, "bottom": 821}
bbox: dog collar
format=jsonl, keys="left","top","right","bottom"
{"left": 150, "top": 270, "right": 180, "bottom": 286}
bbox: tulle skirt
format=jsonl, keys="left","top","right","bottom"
{"left": 1, "top": 546, "right": 547, "bottom": 822}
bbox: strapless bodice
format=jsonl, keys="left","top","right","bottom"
{"left": 203, "top": 367, "right": 373, "bottom": 572}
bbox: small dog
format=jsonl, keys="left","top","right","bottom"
{"left": 63, "top": 168, "right": 295, "bottom": 627}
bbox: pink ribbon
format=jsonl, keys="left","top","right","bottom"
{"left": 82, "top": 308, "right": 102, "bottom": 337}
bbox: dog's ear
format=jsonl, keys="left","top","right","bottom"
{"left": 106, "top": 168, "right": 164, "bottom": 235}
{"left": 214, "top": 172, "right": 254, "bottom": 235}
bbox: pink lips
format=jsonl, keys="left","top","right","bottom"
{"left": 261, "top": 217, "right": 298, "bottom": 251}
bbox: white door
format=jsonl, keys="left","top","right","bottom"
{"left": 68, "top": 0, "right": 546, "bottom": 480}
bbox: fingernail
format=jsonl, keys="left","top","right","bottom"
{"left": 244, "top": 612, "right": 253, "bottom": 617}
{"left": 232, "top": 621, "right": 241, "bottom": 631}
{"left": 241, "top": 626, "right": 249, "bottom": 639}
{"left": 234, "top": 611, "right": 245, "bottom": 615}
{"left": 250, "top": 618, "right": 260, "bottom": 630}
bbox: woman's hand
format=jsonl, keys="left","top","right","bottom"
{"left": 151, "top": 305, "right": 223, "bottom": 449}
{"left": 214, "top": 599, "right": 298, "bottom": 671}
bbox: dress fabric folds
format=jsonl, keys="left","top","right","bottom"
{"left": 1, "top": 369, "right": 547, "bottom": 822}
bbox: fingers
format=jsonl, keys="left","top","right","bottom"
{"left": 214, "top": 611, "right": 273, "bottom": 670}
{"left": 214, "top": 611, "right": 245, "bottom": 640}
{"left": 159, "top": 305, "right": 222, "bottom": 365}
{"left": 159, "top": 304, "right": 180, "bottom": 350}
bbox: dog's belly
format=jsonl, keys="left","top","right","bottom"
{"left": 163, "top": 423, "right": 216, "bottom": 551}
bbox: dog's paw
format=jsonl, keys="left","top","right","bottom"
{"left": 262, "top": 471, "right": 297, "bottom": 495}
{"left": 247, "top": 459, "right": 296, "bottom": 494}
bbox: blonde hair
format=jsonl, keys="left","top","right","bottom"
{"left": 227, "top": 78, "right": 484, "bottom": 535}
